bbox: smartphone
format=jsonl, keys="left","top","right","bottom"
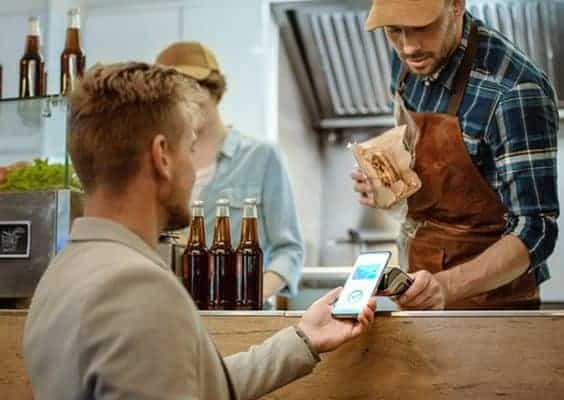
{"left": 331, "top": 251, "right": 391, "bottom": 319}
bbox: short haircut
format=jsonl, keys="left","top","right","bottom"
{"left": 69, "top": 62, "right": 203, "bottom": 193}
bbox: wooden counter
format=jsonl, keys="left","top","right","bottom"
{"left": 2, "top": 310, "right": 564, "bottom": 399}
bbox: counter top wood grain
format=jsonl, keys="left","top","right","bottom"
{"left": 2, "top": 310, "right": 564, "bottom": 399}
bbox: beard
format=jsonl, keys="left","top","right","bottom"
{"left": 164, "top": 203, "right": 191, "bottom": 231}
{"left": 400, "top": 16, "right": 458, "bottom": 77}
{"left": 163, "top": 185, "right": 192, "bottom": 231}
{"left": 401, "top": 47, "right": 451, "bottom": 77}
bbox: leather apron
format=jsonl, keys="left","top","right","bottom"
{"left": 396, "top": 22, "right": 539, "bottom": 309}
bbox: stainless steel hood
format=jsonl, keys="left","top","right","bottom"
{"left": 272, "top": 0, "right": 564, "bottom": 130}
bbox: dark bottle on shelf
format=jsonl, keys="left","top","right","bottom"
{"left": 60, "top": 8, "right": 86, "bottom": 95}
{"left": 19, "top": 16, "right": 46, "bottom": 98}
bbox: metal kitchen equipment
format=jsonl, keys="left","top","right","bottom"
{"left": 0, "top": 190, "right": 82, "bottom": 298}
{"left": 0, "top": 96, "right": 78, "bottom": 298}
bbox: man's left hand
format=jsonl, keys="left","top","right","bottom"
{"left": 397, "top": 270, "right": 448, "bottom": 310}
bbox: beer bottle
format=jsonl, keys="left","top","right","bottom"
{"left": 60, "top": 8, "right": 86, "bottom": 95}
{"left": 236, "top": 198, "right": 264, "bottom": 310}
{"left": 19, "top": 16, "right": 46, "bottom": 98}
{"left": 181, "top": 201, "right": 209, "bottom": 310}
{"left": 209, "top": 199, "right": 237, "bottom": 310}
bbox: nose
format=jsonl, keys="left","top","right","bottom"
{"left": 400, "top": 29, "right": 422, "bottom": 56}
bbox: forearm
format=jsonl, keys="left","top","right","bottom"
{"left": 436, "top": 235, "right": 530, "bottom": 304}
{"left": 263, "top": 271, "right": 286, "bottom": 299}
{"left": 224, "top": 327, "right": 319, "bottom": 400}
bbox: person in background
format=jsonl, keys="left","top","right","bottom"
{"left": 352, "top": 0, "right": 559, "bottom": 310}
{"left": 23, "top": 62, "right": 376, "bottom": 400}
{"left": 156, "top": 41, "right": 304, "bottom": 302}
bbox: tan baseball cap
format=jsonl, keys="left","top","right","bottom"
{"left": 155, "top": 41, "right": 220, "bottom": 81}
{"left": 365, "top": 0, "right": 446, "bottom": 31}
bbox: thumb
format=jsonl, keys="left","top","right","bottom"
{"left": 316, "top": 287, "right": 343, "bottom": 306}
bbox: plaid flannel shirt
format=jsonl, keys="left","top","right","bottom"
{"left": 390, "top": 13, "right": 560, "bottom": 283}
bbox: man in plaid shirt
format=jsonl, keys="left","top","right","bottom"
{"left": 353, "top": 0, "right": 559, "bottom": 309}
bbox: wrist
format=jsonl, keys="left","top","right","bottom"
{"left": 294, "top": 324, "right": 321, "bottom": 360}
{"left": 435, "top": 270, "right": 453, "bottom": 304}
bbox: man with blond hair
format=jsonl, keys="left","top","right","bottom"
{"left": 23, "top": 63, "right": 376, "bottom": 400}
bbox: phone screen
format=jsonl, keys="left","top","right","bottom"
{"left": 332, "top": 252, "right": 390, "bottom": 317}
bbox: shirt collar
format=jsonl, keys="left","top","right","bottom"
{"left": 422, "top": 13, "right": 473, "bottom": 92}
{"left": 69, "top": 217, "right": 169, "bottom": 270}
{"left": 219, "top": 127, "right": 239, "bottom": 159}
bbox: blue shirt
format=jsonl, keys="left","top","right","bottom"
{"left": 199, "top": 128, "right": 304, "bottom": 296}
{"left": 390, "top": 13, "right": 559, "bottom": 284}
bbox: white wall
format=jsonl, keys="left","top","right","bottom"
{"left": 0, "top": 0, "right": 279, "bottom": 142}
{"left": 278, "top": 38, "right": 323, "bottom": 267}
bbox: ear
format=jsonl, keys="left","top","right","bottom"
{"left": 151, "top": 134, "right": 173, "bottom": 182}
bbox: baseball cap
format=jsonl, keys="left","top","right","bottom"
{"left": 365, "top": 0, "right": 446, "bottom": 31}
{"left": 155, "top": 41, "right": 220, "bottom": 81}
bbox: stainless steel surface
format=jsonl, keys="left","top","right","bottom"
{"left": 273, "top": 0, "right": 564, "bottom": 128}
{"left": 157, "top": 242, "right": 185, "bottom": 279}
{"left": 274, "top": 4, "right": 321, "bottom": 126}
{"left": 319, "top": 115, "right": 395, "bottom": 129}
{"left": 0, "top": 190, "right": 79, "bottom": 298}
{"left": 319, "top": 133, "right": 400, "bottom": 267}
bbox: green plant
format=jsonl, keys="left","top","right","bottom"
{"left": 0, "top": 159, "right": 81, "bottom": 192}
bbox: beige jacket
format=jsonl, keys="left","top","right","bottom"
{"left": 23, "top": 218, "right": 319, "bottom": 400}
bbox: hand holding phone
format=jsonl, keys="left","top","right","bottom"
{"left": 332, "top": 251, "right": 391, "bottom": 319}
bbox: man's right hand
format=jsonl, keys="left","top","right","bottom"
{"left": 297, "top": 287, "right": 376, "bottom": 354}
{"left": 351, "top": 167, "right": 377, "bottom": 208}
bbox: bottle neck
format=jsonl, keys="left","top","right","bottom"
{"left": 28, "top": 19, "right": 40, "bottom": 36}
{"left": 64, "top": 28, "right": 81, "bottom": 51}
{"left": 24, "top": 35, "right": 40, "bottom": 56}
{"left": 216, "top": 205, "right": 230, "bottom": 218}
{"left": 243, "top": 204, "right": 258, "bottom": 219}
{"left": 188, "top": 216, "right": 206, "bottom": 247}
{"left": 213, "top": 216, "right": 232, "bottom": 246}
{"left": 68, "top": 12, "right": 80, "bottom": 29}
{"left": 240, "top": 217, "right": 259, "bottom": 246}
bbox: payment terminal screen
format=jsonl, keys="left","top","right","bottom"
{"left": 333, "top": 252, "right": 389, "bottom": 315}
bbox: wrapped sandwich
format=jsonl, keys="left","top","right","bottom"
{"left": 350, "top": 125, "right": 421, "bottom": 209}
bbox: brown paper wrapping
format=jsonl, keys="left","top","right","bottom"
{"left": 350, "top": 125, "right": 421, "bottom": 209}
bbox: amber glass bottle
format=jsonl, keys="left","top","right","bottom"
{"left": 60, "top": 8, "right": 86, "bottom": 95}
{"left": 236, "top": 198, "right": 263, "bottom": 310}
{"left": 182, "top": 201, "right": 209, "bottom": 310}
{"left": 19, "top": 17, "right": 46, "bottom": 97}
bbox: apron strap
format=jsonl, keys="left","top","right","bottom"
{"left": 447, "top": 22, "right": 479, "bottom": 116}
{"left": 397, "top": 65, "right": 409, "bottom": 95}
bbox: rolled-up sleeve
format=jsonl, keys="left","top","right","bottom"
{"left": 490, "top": 82, "right": 559, "bottom": 270}
{"left": 261, "top": 147, "right": 305, "bottom": 296}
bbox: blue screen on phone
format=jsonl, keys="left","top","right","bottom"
{"left": 333, "top": 252, "right": 390, "bottom": 315}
